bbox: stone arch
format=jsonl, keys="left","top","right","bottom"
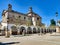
{"left": 20, "top": 26, "right": 26, "bottom": 34}
{"left": 46, "top": 28, "right": 48, "bottom": 33}
{"left": 43, "top": 28, "right": 46, "bottom": 34}
{"left": 47, "top": 28, "right": 50, "bottom": 33}
{"left": 53, "top": 28, "right": 56, "bottom": 32}
{"left": 33, "top": 27, "right": 36, "bottom": 33}
{"left": 49, "top": 29, "right": 52, "bottom": 33}
{"left": 11, "top": 26, "right": 17, "bottom": 35}
{"left": 37, "top": 28, "right": 40, "bottom": 33}
{"left": 27, "top": 27, "right": 32, "bottom": 34}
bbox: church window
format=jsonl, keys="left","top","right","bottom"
{"left": 24, "top": 17, "right": 26, "bottom": 20}
{"left": 19, "top": 16, "right": 21, "bottom": 18}
{"left": 37, "top": 17, "right": 39, "bottom": 20}
{"left": 7, "top": 20, "right": 9, "bottom": 23}
{"left": 28, "top": 17, "right": 31, "bottom": 20}
{"left": 7, "top": 17, "right": 9, "bottom": 19}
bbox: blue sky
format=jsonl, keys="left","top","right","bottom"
{"left": 0, "top": 0, "right": 59, "bottom": 26}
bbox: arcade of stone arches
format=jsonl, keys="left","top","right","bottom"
{"left": 9, "top": 25, "right": 56, "bottom": 35}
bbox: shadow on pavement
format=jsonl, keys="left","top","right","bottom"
{"left": 0, "top": 42, "right": 20, "bottom": 45}
{"left": 0, "top": 42, "right": 6, "bottom": 45}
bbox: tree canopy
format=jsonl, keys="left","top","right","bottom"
{"left": 50, "top": 19, "right": 56, "bottom": 26}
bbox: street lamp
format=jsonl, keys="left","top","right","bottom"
{"left": 55, "top": 12, "right": 58, "bottom": 26}
{"left": 5, "top": 14, "right": 10, "bottom": 38}
{"left": 55, "top": 12, "right": 59, "bottom": 33}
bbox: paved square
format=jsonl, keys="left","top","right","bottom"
{"left": 0, "top": 33, "right": 60, "bottom": 45}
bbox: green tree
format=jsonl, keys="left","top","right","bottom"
{"left": 50, "top": 19, "right": 56, "bottom": 26}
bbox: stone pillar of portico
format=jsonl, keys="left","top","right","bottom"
{"left": 17, "top": 29, "right": 20, "bottom": 35}
{"left": 40, "top": 28, "right": 42, "bottom": 35}
{"left": 22, "top": 30, "right": 25, "bottom": 36}
{"left": 5, "top": 28, "right": 10, "bottom": 38}
{"left": 10, "top": 29, "right": 12, "bottom": 35}
{"left": 32, "top": 29, "right": 33, "bottom": 34}
{"left": 25, "top": 29, "right": 27, "bottom": 34}
{"left": 5, "top": 29, "right": 8, "bottom": 37}
{"left": 36, "top": 28, "right": 39, "bottom": 33}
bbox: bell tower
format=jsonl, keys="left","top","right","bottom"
{"left": 28, "top": 7, "right": 33, "bottom": 16}
{"left": 29, "top": 7, "right": 33, "bottom": 13}
{"left": 8, "top": 4, "right": 12, "bottom": 11}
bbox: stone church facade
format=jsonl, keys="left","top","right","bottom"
{"left": 0, "top": 4, "right": 45, "bottom": 35}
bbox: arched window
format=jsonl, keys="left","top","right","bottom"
{"left": 37, "top": 17, "right": 39, "bottom": 20}
{"left": 24, "top": 17, "right": 26, "bottom": 20}
{"left": 19, "top": 16, "right": 21, "bottom": 18}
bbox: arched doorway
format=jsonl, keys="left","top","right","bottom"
{"left": 37, "top": 28, "right": 40, "bottom": 33}
{"left": 33, "top": 28, "right": 36, "bottom": 33}
{"left": 20, "top": 27, "right": 26, "bottom": 34}
{"left": 43, "top": 29, "right": 46, "bottom": 34}
{"left": 11, "top": 26, "right": 17, "bottom": 35}
{"left": 53, "top": 29, "right": 56, "bottom": 32}
{"left": 27, "top": 27, "right": 32, "bottom": 34}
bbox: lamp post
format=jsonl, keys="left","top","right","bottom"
{"left": 5, "top": 23, "right": 10, "bottom": 38}
{"left": 55, "top": 12, "right": 58, "bottom": 26}
{"left": 56, "top": 12, "right": 58, "bottom": 25}
{"left": 5, "top": 14, "right": 10, "bottom": 38}
{"left": 55, "top": 12, "right": 59, "bottom": 33}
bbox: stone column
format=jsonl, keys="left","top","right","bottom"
{"left": 32, "top": 29, "right": 33, "bottom": 34}
{"left": 36, "top": 28, "right": 38, "bottom": 33}
{"left": 40, "top": 28, "right": 42, "bottom": 35}
{"left": 26, "top": 29, "right": 27, "bottom": 34}
{"left": 5, "top": 28, "right": 10, "bottom": 38}
{"left": 5, "top": 30, "right": 8, "bottom": 37}
{"left": 10, "top": 29, "right": 12, "bottom": 35}
{"left": 17, "top": 29, "right": 20, "bottom": 35}
{"left": 22, "top": 30, "right": 25, "bottom": 36}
